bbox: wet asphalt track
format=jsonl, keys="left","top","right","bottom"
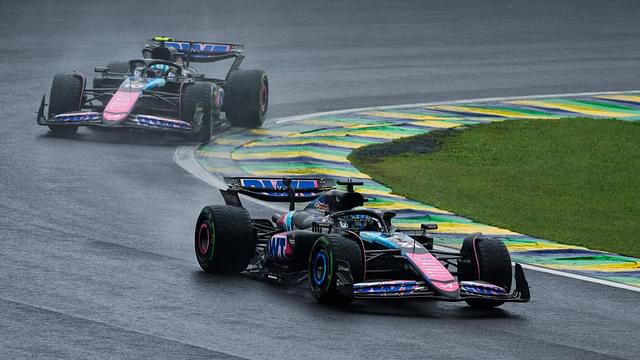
{"left": 1, "top": 1, "right": 640, "bottom": 359}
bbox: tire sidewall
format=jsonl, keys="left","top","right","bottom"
{"left": 48, "top": 74, "right": 83, "bottom": 134}
{"left": 181, "top": 82, "right": 214, "bottom": 141}
{"left": 195, "top": 207, "right": 216, "bottom": 271}
{"left": 460, "top": 235, "right": 512, "bottom": 308}
{"left": 224, "top": 69, "right": 268, "bottom": 128}
{"left": 309, "top": 237, "right": 335, "bottom": 295}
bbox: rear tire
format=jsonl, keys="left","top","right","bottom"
{"left": 181, "top": 82, "right": 215, "bottom": 142}
{"left": 194, "top": 205, "right": 255, "bottom": 273}
{"left": 48, "top": 74, "right": 83, "bottom": 135}
{"left": 224, "top": 69, "right": 268, "bottom": 128}
{"left": 309, "top": 234, "right": 364, "bottom": 305}
{"left": 459, "top": 234, "right": 512, "bottom": 309}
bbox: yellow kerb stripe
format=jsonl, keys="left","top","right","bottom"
{"left": 290, "top": 130, "right": 409, "bottom": 140}
{"left": 429, "top": 105, "right": 559, "bottom": 119}
{"left": 196, "top": 151, "right": 232, "bottom": 159}
{"left": 248, "top": 129, "right": 295, "bottom": 136}
{"left": 506, "top": 242, "right": 585, "bottom": 252}
{"left": 249, "top": 168, "right": 371, "bottom": 179}
{"left": 394, "top": 221, "right": 519, "bottom": 235}
{"left": 232, "top": 151, "right": 347, "bottom": 163}
{"left": 365, "top": 201, "right": 452, "bottom": 214}
{"left": 594, "top": 94, "right": 640, "bottom": 104}
{"left": 508, "top": 100, "right": 636, "bottom": 118}
{"left": 360, "top": 111, "right": 462, "bottom": 121}
{"left": 545, "top": 262, "right": 640, "bottom": 272}
{"left": 213, "top": 138, "right": 248, "bottom": 145}
{"left": 408, "top": 120, "right": 464, "bottom": 129}
{"left": 242, "top": 139, "right": 365, "bottom": 149}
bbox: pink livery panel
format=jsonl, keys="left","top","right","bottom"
{"left": 103, "top": 89, "right": 141, "bottom": 122}
{"left": 405, "top": 252, "right": 460, "bottom": 297}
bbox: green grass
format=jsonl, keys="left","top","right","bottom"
{"left": 350, "top": 118, "right": 640, "bottom": 257}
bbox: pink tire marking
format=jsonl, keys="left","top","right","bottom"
{"left": 197, "top": 223, "right": 210, "bottom": 256}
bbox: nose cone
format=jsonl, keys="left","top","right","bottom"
{"left": 103, "top": 89, "right": 141, "bottom": 124}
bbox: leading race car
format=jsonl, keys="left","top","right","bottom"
{"left": 37, "top": 36, "right": 268, "bottom": 140}
{"left": 194, "top": 178, "right": 531, "bottom": 308}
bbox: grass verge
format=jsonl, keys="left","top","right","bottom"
{"left": 350, "top": 118, "right": 640, "bottom": 257}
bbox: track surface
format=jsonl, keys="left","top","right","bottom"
{"left": 1, "top": 1, "right": 639, "bottom": 359}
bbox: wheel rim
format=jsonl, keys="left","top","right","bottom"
{"left": 312, "top": 250, "right": 328, "bottom": 286}
{"left": 259, "top": 77, "right": 268, "bottom": 115}
{"left": 197, "top": 223, "right": 210, "bottom": 256}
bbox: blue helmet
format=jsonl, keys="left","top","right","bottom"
{"left": 148, "top": 64, "right": 169, "bottom": 78}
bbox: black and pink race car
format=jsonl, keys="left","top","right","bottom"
{"left": 195, "top": 178, "right": 531, "bottom": 308}
{"left": 37, "top": 37, "right": 268, "bottom": 140}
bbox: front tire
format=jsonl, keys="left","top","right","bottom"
{"left": 459, "top": 234, "right": 512, "bottom": 309}
{"left": 48, "top": 74, "right": 83, "bottom": 135}
{"left": 224, "top": 69, "right": 268, "bottom": 128}
{"left": 309, "top": 234, "right": 364, "bottom": 305}
{"left": 195, "top": 205, "right": 255, "bottom": 273}
{"left": 181, "top": 82, "right": 215, "bottom": 142}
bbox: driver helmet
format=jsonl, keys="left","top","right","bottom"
{"left": 338, "top": 214, "right": 380, "bottom": 231}
{"left": 149, "top": 64, "right": 170, "bottom": 78}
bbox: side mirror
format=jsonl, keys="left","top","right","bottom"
{"left": 94, "top": 67, "right": 108, "bottom": 73}
{"left": 421, "top": 223, "right": 438, "bottom": 231}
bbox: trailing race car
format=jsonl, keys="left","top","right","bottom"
{"left": 37, "top": 36, "right": 268, "bottom": 140}
{"left": 194, "top": 178, "right": 531, "bottom": 308}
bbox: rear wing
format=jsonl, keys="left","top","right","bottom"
{"left": 221, "top": 177, "right": 335, "bottom": 210}
{"left": 143, "top": 36, "right": 245, "bottom": 66}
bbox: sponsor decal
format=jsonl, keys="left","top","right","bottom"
{"left": 337, "top": 264, "right": 350, "bottom": 272}
{"left": 239, "top": 179, "right": 318, "bottom": 198}
{"left": 460, "top": 281, "right": 506, "bottom": 296}
{"left": 164, "top": 41, "right": 231, "bottom": 55}
{"left": 134, "top": 115, "right": 191, "bottom": 129}
{"left": 314, "top": 199, "right": 329, "bottom": 212}
{"left": 52, "top": 112, "right": 100, "bottom": 122}
{"left": 353, "top": 280, "right": 421, "bottom": 295}
{"left": 216, "top": 87, "right": 224, "bottom": 107}
{"left": 267, "top": 233, "right": 293, "bottom": 259}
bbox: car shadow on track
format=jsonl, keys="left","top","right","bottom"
{"left": 338, "top": 300, "right": 525, "bottom": 320}
{"left": 192, "top": 271, "right": 526, "bottom": 321}
{"left": 37, "top": 127, "right": 200, "bottom": 147}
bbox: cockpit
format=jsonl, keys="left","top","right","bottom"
{"left": 332, "top": 213, "right": 385, "bottom": 232}
{"left": 129, "top": 60, "right": 181, "bottom": 80}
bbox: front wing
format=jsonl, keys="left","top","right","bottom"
{"left": 36, "top": 95, "right": 194, "bottom": 133}
{"left": 344, "top": 263, "right": 531, "bottom": 302}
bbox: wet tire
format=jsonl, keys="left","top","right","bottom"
{"left": 194, "top": 205, "right": 255, "bottom": 273}
{"left": 224, "top": 69, "right": 268, "bottom": 128}
{"left": 309, "top": 234, "right": 364, "bottom": 305}
{"left": 48, "top": 74, "right": 83, "bottom": 135}
{"left": 181, "top": 82, "right": 215, "bottom": 142}
{"left": 459, "top": 234, "right": 512, "bottom": 309}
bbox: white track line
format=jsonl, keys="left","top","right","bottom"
{"left": 175, "top": 90, "right": 640, "bottom": 293}
{"left": 431, "top": 245, "right": 640, "bottom": 293}
{"left": 275, "top": 89, "right": 640, "bottom": 124}
{"left": 519, "top": 264, "right": 639, "bottom": 292}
